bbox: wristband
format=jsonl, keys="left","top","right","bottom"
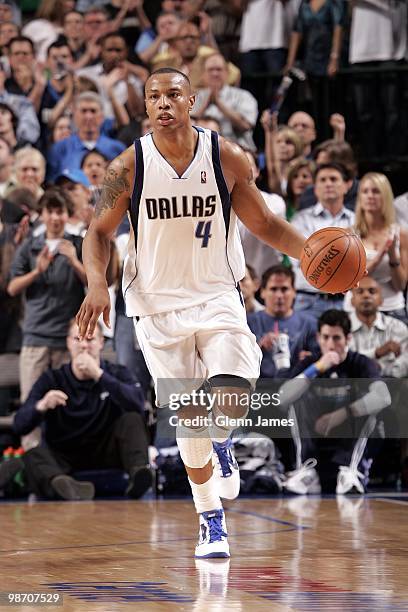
{"left": 303, "top": 364, "right": 320, "bottom": 379}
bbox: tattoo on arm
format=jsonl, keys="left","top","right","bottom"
{"left": 95, "top": 159, "right": 130, "bottom": 218}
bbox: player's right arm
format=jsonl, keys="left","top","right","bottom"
{"left": 76, "top": 148, "right": 134, "bottom": 339}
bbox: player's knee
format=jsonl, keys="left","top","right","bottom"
{"left": 209, "top": 375, "right": 252, "bottom": 419}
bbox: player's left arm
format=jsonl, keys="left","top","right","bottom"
{"left": 220, "top": 139, "right": 305, "bottom": 259}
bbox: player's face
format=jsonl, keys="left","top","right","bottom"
{"left": 261, "top": 274, "right": 296, "bottom": 317}
{"left": 314, "top": 168, "right": 348, "bottom": 205}
{"left": 318, "top": 324, "right": 349, "bottom": 359}
{"left": 145, "top": 74, "right": 195, "bottom": 131}
{"left": 291, "top": 167, "right": 313, "bottom": 196}
{"left": 359, "top": 178, "right": 383, "bottom": 214}
{"left": 351, "top": 277, "right": 382, "bottom": 315}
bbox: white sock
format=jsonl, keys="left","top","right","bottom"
{"left": 189, "top": 473, "right": 222, "bottom": 514}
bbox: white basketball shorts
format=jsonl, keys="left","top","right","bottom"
{"left": 134, "top": 289, "right": 262, "bottom": 406}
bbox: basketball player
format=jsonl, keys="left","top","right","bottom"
{"left": 76, "top": 68, "right": 306, "bottom": 559}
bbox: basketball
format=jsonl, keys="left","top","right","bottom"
{"left": 300, "top": 227, "right": 366, "bottom": 293}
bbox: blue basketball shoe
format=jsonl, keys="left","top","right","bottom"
{"left": 195, "top": 509, "right": 230, "bottom": 558}
{"left": 212, "top": 438, "right": 240, "bottom": 500}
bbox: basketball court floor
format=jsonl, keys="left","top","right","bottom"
{"left": 1, "top": 494, "right": 408, "bottom": 611}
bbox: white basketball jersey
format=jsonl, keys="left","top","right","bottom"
{"left": 122, "top": 127, "right": 246, "bottom": 316}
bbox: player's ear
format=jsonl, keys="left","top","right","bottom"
{"left": 188, "top": 94, "right": 196, "bottom": 112}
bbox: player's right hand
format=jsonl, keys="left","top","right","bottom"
{"left": 76, "top": 284, "right": 111, "bottom": 340}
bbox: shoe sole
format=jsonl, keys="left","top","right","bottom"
{"left": 52, "top": 476, "right": 95, "bottom": 501}
{"left": 126, "top": 467, "right": 153, "bottom": 499}
{"left": 195, "top": 551, "right": 230, "bottom": 559}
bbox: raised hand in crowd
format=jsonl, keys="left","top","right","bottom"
{"left": 330, "top": 113, "right": 346, "bottom": 141}
{"left": 35, "top": 246, "right": 54, "bottom": 274}
{"left": 13, "top": 215, "right": 30, "bottom": 246}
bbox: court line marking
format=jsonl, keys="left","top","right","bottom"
{"left": 373, "top": 498, "right": 408, "bottom": 506}
{"left": 0, "top": 527, "right": 300, "bottom": 555}
{"left": 228, "top": 508, "right": 309, "bottom": 530}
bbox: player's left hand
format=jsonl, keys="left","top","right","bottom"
{"left": 315, "top": 407, "right": 347, "bottom": 436}
{"left": 76, "top": 284, "right": 111, "bottom": 340}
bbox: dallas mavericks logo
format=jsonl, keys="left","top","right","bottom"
{"left": 201, "top": 171, "right": 207, "bottom": 184}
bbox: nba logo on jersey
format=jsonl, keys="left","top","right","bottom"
{"left": 201, "top": 171, "right": 207, "bottom": 183}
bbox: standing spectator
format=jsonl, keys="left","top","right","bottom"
{"left": 0, "top": 20, "right": 19, "bottom": 56}
{"left": 77, "top": 32, "right": 146, "bottom": 121}
{"left": 285, "top": 157, "right": 315, "bottom": 222}
{"left": 284, "top": 0, "right": 344, "bottom": 140}
{"left": 0, "top": 0, "right": 20, "bottom": 26}
{"left": 51, "top": 115, "right": 72, "bottom": 145}
{"left": 12, "top": 320, "right": 152, "bottom": 501}
{"left": 55, "top": 168, "right": 92, "bottom": 237}
{"left": 81, "top": 150, "right": 108, "bottom": 187}
{"left": 11, "top": 147, "right": 46, "bottom": 202}
{"left": 349, "top": 0, "right": 407, "bottom": 157}
{"left": 0, "top": 102, "right": 18, "bottom": 149}
{"left": 137, "top": 10, "right": 182, "bottom": 67}
{"left": 153, "top": 20, "right": 240, "bottom": 89}
{"left": 344, "top": 172, "right": 408, "bottom": 321}
{"left": 7, "top": 188, "right": 87, "bottom": 404}
{"left": 47, "top": 92, "right": 126, "bottom": 180}
{"left": 248, "top": 265, "right": 318, "bottom": 378}
{"left": 193, "top": 53, "right": 258, "bottom": 150}
{"left": 349, "top": 276, "right": 408, "bottom": 378}
{"left": 287, "top": 111, "right": 316, "bottom": 157}
{"left": 261, "top": 110, "right": 304, "bottom": 195}
{"left": 290, "top": 163, "right": 354, "bottom": 318}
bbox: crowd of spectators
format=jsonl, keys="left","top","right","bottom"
{"left": 0, "top": 0, "right": 407, "bottom": 500}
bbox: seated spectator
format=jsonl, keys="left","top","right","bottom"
{"left": 153, "top": 20, "right": 240, "bottom": 89}
{"left": 51, "top": 115, "right": 72, "bottom": 144}
{"left": 261, "top": 110, "right": 304, "bottom": 195}
{"left": 299, "top": 138, "right": 359, "bottom": 211}
{"left": 0, "top": 135, "right": 15, "bottom": 196}
{"left": 349, "top": 276, "right": 408, "bottom": 378}
{"left": 47, "top": 91, "right": 126, "bottom": 180}
{"left": 287, "top": 111, "right": 316, "bottom": 157}
{"left": 10, "top": 147, "right": 46, "bottom": 202}
{"left": 248, "top": 265, "right": 318, "bottom": 378}
{"left": 9, "top": 320, "right": 152, "bottom": 501}
{"left": 0, "top": 1, "right": 20, "bottom": 27}
{"left": 279, "top": 309, "right": 390, "bottom": 494}
{"left": 81, "top": 149, "right": 108, "bottom": 187}
{"left": 55, "top": 168, "right": 92, "bottom": 236}
{"left": 239, "top": 264, "right": 263, "bottom": 315}
{"left": 0, "top": 63, "right": 40, "bottom": 145}
{"left": 4, "top": 36, "right": 46, "bottom": 114}
{"left": 239, "top": 148, "right": 286, "bottom": 275}
{"left": 81, "top": 5, "right": 138, "bottom": 65}
{"left": 7, "top": 188, "right": 86, "bottom": 406}
{"left": 343, "top": 173, "right": 408, "bottom": 322}
{"left": 77, "top": 32, "right": 146, "bottom": 121}
{"left": 290, "top": 163, "right": 354, "bottom": 319}
{"left": 193, "top": 53, "right": 258, "bottom": 150}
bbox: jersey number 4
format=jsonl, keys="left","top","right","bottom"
{"left": 195, "top": 221, "right": 212, "bottom": 248}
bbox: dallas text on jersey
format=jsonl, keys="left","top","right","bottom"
{"left": 145, "top": 195, "right": 217, "bottom": 220}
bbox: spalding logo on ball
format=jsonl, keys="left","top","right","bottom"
{"left": 301, "top": 227, "right": 367, "bottom": 293}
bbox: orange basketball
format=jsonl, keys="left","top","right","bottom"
{"left": 300, "top": 227, "right": 367, "bottom": 293}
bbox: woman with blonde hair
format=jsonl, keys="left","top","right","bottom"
{"left": 261, "top": 110, "right": 304, "bottom": 196}
{"left": 349, "top": 172, "right": 408, "bottom": 320}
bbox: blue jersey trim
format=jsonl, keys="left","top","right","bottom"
{"left": 129, "top": 138, "right": 144, "bottom": 244}
{"left": 210, "top": 130, "right": 231, "bottom": 236}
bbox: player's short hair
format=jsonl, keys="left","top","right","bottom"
{"left": 146, "top": 67, "right": 191, "bottom": 92}
{"left": 261, "top": 265, "right": 295, "bottom": 289}
{"left": 318, "top": 309, "right": 351, "bottom": 336}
